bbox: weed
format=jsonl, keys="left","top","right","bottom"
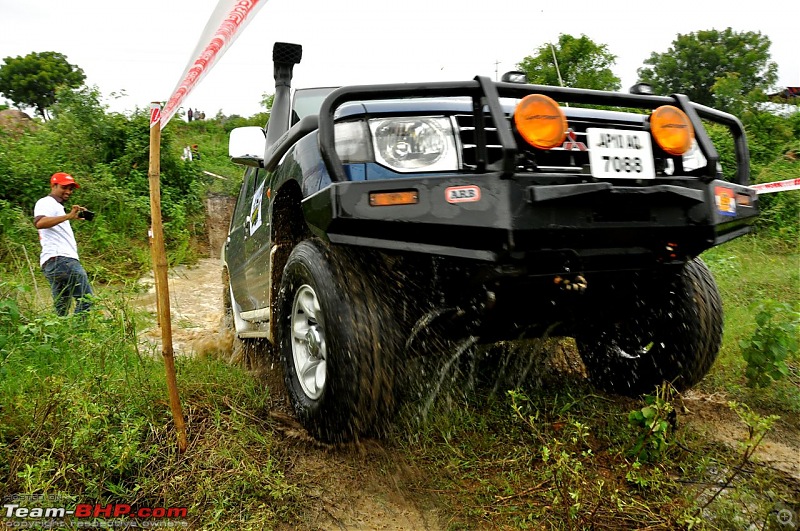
{"left": 627, "top": 383, "right": 676, "bottom": 462}
{"left": 740, "top": 299, "right": 800, "bottom": 388}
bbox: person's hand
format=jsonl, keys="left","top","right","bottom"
{"left": 68, "top": 205, "right": 84, "bottom": 220}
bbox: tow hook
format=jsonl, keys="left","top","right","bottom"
{"left": 554, "top": 274, "right": 587, "bottom": 293}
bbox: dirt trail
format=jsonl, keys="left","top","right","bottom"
{"left": 133, "top": 197, "right": 799, "bottom": 529}
{"left": 681, "top": 391, "right": 800, "bottom": 481}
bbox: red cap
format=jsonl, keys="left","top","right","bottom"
{"left": 51, "top": 172, "right": 80, "bottom": 188}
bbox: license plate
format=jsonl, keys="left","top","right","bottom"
{"left": 587, "top": 128, "right": 655, "bottom": 179}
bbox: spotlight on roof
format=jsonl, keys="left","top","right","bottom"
{"left": 501, "top": 71, "right": 528, "bottom": 84}
{"left": 629, "top": 82, "right": 654, "bottom": 95}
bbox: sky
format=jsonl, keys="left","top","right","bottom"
{"left": 0, "top": 0, "right": 796, "bottom": 120}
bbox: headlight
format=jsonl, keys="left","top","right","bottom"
{"left": 334, "top": 121, "right": 372, "bottom": 163}
{"left": 664, "top": 138, "right": 719, "bottom": 176}
{"left": 369, "top": 117, "right": 458, "bottom": 172}
{"left": 681, "top": 139, "right": 707, "bottom": 172}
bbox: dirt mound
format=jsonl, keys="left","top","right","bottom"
{"left": 205, "top": 194, "right": 236, "bottom": 259}
{"left": 0, "top": 109, "right": 37, "bottom": 135}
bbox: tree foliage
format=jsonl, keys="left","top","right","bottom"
{"left": 261, "top": 92, "right": 274, "bottom": 111}
{"left": 0, "top": 51, "right": 86, "bottom": 119}
{"left": 637, "top": 28, "right": 778, "bottom": 108}
{"left": 517, "top": 34, "right": 620, "bottom": 91}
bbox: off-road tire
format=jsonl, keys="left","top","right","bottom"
{"left": 277, "top": 239, "right": 397, "bottom": 442}
{"left": 576, "top": 257, "right": 723, "bottom": 396}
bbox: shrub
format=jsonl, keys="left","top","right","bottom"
{"left": 740, "top": 300, "right": 800, "bottom": 388}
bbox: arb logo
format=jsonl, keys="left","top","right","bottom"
{"left": 445, "top": 185, "right": 481, "bottom": 204}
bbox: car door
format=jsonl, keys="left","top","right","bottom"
{"left": 242, "top": 168, "right": 271, "bottom": 310}
{"left": 226, "top": 166, "right": 258, "bottom": 310}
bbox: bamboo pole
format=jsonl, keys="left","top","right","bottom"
{"left": 148, "top": 102, "right": 188, "bottom": 452}
{"left": 148, "top": 228, "right": 161, "bottom": 328}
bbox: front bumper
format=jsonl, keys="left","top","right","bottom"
{"left": 307, "top": 76, "right": 757, "bottom": 274}
{"left": 303, "top": 173, "right": 758, "bottom": 273}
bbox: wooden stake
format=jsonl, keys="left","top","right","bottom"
{"left": 148, "top": 102, "right": 188, "bottom": 452}
{"left": 148, "top": 227, "right": 161, "bottom": 328}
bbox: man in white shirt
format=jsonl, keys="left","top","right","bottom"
{"left": 33, "top": 172, "right": 94, "bottom": 316}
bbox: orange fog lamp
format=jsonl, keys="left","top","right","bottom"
{"left": 514, "top": 94, "right": 567, "bottom": 150}
{"left": 369, "top": 190, "right": 419, "bottom": 207}
{"left": 650, "top": 105, "right": 694, "bottom": 155}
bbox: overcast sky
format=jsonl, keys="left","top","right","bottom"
{"left": 0, "top": 0, "right": 796, "bottom": 120}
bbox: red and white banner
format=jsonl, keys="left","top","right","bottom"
{"left": 750, "top": 178, "right": 800, "bottom": 195}
{"left": 149, "top": 103, "right": 161, "bottom": 129}
{"left": 159, "top": 0, "right": 269, "bottom": 129}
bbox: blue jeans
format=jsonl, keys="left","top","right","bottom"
{"left": 41, "top": 256, "right": 94, "bottom": 316}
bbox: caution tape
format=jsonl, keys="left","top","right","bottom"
{"left": 750, "top": 178, "right": 800, "bottom": 194}
{"left": 160, "top": 0, "right": 268, "bottom": 129}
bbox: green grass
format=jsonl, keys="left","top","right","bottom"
{"left": 0, "top": 285, "right": 298, "bottom": 529}
{"left": 170, "top": 117, "right": 261, "bottom": 197}
{"left": 0, "top": 232, "right": 797, "bottom": 530}
{"left": 700, "top": 234, "right": 800, "bottom": 413}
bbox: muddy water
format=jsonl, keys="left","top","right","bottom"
{"left": 137, "top": 195, "right": 235, "bottom": 357}
{"left": 136, "top": 257, "right": 231, "bottom": 356}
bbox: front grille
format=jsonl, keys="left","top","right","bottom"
{"left": 454, "top": 113, "right": 673, "bottom": 175}
{"left": 454, "top": 113, "right": 504, "bottom": 170}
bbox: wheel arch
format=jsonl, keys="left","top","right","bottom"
{"left": 268, "top": 180, "right": 312, "bottom": 342}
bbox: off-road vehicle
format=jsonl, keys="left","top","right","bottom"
{"left": 222, "top": 42, "right": 758, "bottom": 442}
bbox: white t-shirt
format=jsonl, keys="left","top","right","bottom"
{"left": 34, "top": 195, "right": 79, "bottom": 266}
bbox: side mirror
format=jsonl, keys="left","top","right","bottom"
{"left": 229, "top": 126, "right": 266, "bottom": 167}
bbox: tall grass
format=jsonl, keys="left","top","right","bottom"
{"left": 0, "top": 284, "right": 298, "bottom": 528}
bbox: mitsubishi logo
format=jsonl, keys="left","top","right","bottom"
{"left": 562, "top": 128, "right": 587, "bottom": 151}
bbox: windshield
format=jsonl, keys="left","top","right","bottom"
{"left": 292, "top": 87, "right": 337, "bottom": 122}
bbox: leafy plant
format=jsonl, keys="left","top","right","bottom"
{"left": 627, "top": 383, "right": 675, "bottom": 462}
{"left": 740, "top": 300, "right": 800, "bottom": 388}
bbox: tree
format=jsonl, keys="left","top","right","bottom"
{"left": 517, "top": 34, "right": 620, "bottom": 91}
{"left": 260, "top": 92, "right": 274, "bottom": 111}
{"left": 0, "top": 51, "right": 86, "bottom": 120}
{"left": 637, "top": 28, "right": 778, "bottom": 108}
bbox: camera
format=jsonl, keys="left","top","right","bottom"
{"left": 78, "top": 209, "right": 95, "bottom": 221}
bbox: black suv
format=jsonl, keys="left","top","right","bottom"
{"left": 222, "top": 42, "right": 758, "bottom": 442}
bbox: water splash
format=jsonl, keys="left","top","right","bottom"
{"left": 404, "top": 306, "right": 457, "bottom": 352}
{"left": 420, "top": 335, "right": 479, "bottom": 420}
